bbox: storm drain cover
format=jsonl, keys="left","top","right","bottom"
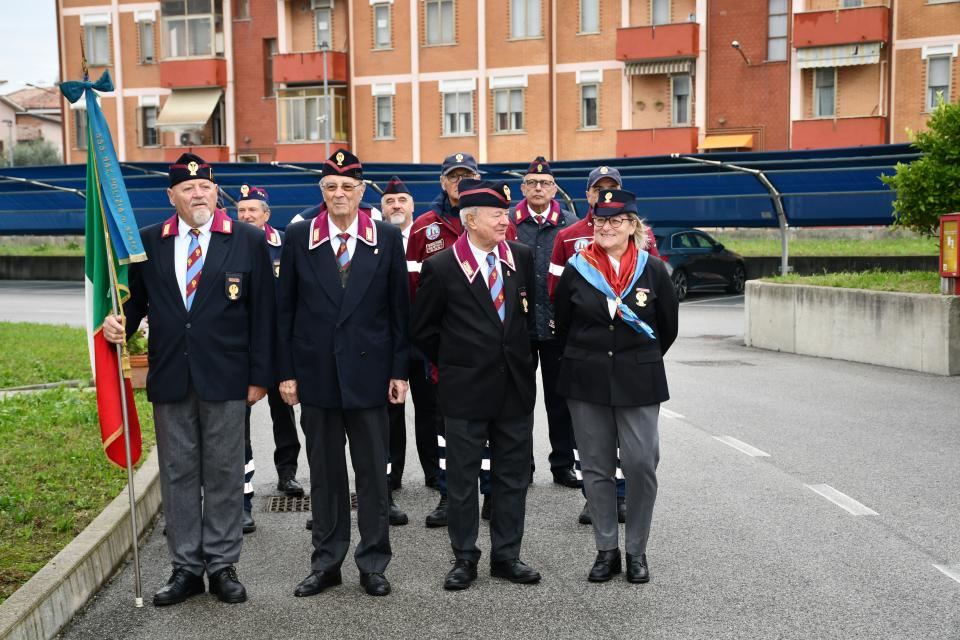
{"left": 265, "top": 493, "right": 358, "bottom": 512}
{"left": 678, "top": 360, "right": 756, "bottom": 367}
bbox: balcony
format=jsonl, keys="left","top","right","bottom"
{"left": 616, "top": 23, "right": 699, "bottom": 62}
{"left": 793, "top": 6, "right": 890, "bottom": 49}
{"left": 616, "top": 127, "right": 699, "bottom": 157}
{"left": 160, "top": 58, "right": 227, "bottom": 89}
{"left": 792, "top": 116, "right": 887, "bottom": 150}
{"left": 273, "top": 51, "right": 349, "bottom": 86}
{"left": 162, "top": 145, "right": 230, "bottom": 163}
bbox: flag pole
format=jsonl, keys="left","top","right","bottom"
{"left": 81, "top": 32, "right": 144, "bottom": 607}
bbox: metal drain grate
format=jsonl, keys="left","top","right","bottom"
{"left": 265, "top": 493, "right": 359, "bottom": 512}
{"left": 678, "top": 359, "right": 756, "bottom": 367}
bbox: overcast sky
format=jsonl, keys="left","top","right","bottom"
{"left": 0, "top": 2, "right": 60, "bottom": 93}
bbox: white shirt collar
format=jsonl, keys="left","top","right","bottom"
{"left": 178, "top": 214, "right": 214, "bottom": 239}
{"left": 328, "top": 213, "right": 359, "bottom": 240}
{"left": 467, "top": 235, "right": 501, "bottom": 272}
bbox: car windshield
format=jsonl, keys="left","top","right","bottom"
{"left": 654, "top": 235, "right": 664, "bottom": 251}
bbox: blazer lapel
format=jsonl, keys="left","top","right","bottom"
{"left": 155, "top": 232, "right": 183, "bottom": 310}
{"left": 190, "top": 232, "right": 229, "bottom": 313}
{"left": 467, "top": 270, "right": 505, "bottom": 331}
{"left": 306, "top": 243, "right": 345, "bottom": 305}
{"left": 338, "top": 241, "right": 379, "bottom": 323}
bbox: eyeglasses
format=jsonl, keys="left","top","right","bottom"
{"left": 523, "top": 179, "right": 556, "bottom": 189}
{"left": 594, "top": 217, "right": 629, "bottom": 229}
{"left": 320, "top": 181, "right": 363, "bottom": 194}
{"left": 443, "top": 173, "right": 477, "bottom": 183}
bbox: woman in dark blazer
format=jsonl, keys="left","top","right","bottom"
{"left": 553, "top": 189, "right": 679, "bottom": 584}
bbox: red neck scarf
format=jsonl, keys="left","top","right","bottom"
{"left": 580, "top": 239, "right": 638, "bottom": 295}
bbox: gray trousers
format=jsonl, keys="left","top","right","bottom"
{"left": 300, "top": 405, "right": 391, "bottom": 574}
{"left": 153, "top": 391, "right": 246, "bottom": 576}
{"left": 445, "top": 414, "right": 534, "bottom": 564}
{"left": 567, "top": 400, "right": 660, "bottom": 556}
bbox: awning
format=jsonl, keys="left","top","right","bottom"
{"left": 699, "top": 134, "right": 754, "bottom": 151}
{"left": 796, "top": 43, "right": 882, "bottom": 69}
{"left": 625, "top": 59, "right": 694, "bottom": 76}
{"left": 156, "top": 89, "right": 222, "bottom": 129}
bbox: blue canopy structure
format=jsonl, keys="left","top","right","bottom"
{"left": 0, "top": 144, "right": 916, "bottom": 235}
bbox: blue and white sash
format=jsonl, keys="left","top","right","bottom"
{"left": 568, "top": 250, "right": 656, "bottom": 340}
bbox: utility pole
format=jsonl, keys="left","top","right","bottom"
{"left": 321, "top": 41, "right": 330, "bottom": 158}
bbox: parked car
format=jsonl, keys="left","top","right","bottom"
{"left": 652, "top": 227, "right": 746, "bottom": 301}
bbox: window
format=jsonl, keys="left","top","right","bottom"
{"left": 425, "top": 0, "right": 454, "bottom": 45}
{"left": 139, "top": 20, "right": 156, "bottom": 63}
{"left": 814, "top": 67, "right": 836, "bottom": 117}
{"left": 315, "top": 3, "right": 332, "bottom": 49}
{"left": 768, "top": 0, "right": 787, "bottom": 62}
{"left": 372, "top": 3, "right": 391, "bottom": 49}
{"left": 841, "top": 0, "right": 863, "bottom": 7}
{"left": 510, "top": 0, "right": 540, "bottom": 38}
{"left": 75, "top": 111, "right": 88, "bottom": 150}
{"left": 161, "top": 0, "right": 222, "bottom": 58}
{"left": 928, "top": 56, "right": 951, "bottom": 110}
{"left": 84, "top": 24, "right": 110, "bottom": 66}
{"left": 580, "top": 0, "right": 599, "bottom": 33}
{"left": 237, "top": 154, "right": 259, "bottom": 162}
{"left": 443, "top": 91, "right": 473, "bottom": 135}
{"left": 580, "top": 84, "right": 598, "bottom": 128}
{"left": 263, "top": 38, "right": 277, "bottom": 97}
{"left": 277, "top": 87, "right": 348, "bottom": 142}
{"left": 493, "top": 88, "right": 523, "bottom": 132}
{"left": 235, "top": 0, "right": 249, "bottom": 19}
{"left": 375, "top": 96, "right": 393, "bottom": 138}
{"left": 672, "top": 74, "right": 691, "bottom": 125}
{"left": 652, "top": 0, "right": 670, "bottom": 26}
{"left": 140, "top": 106, "right": 159, "bottom": 146}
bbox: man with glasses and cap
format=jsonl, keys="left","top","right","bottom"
{"left": 412, "top": 179, "right": 540, "bottom": 591}
{"left": 276, "top": 150, "right": 409, "bottom": 598}
{"left": 102, "top": 153, "right": 275, "bottom": 606}
{"left": 234, "top": 185, "right": 305, "bottom": 536}
{"left": 510, "top": 156, "right": 580, "bottom": 490}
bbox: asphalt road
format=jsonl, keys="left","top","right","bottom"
{"left": 4, "top": 283, "right": 959, "bottom": 639}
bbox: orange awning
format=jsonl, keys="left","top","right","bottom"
{"left": 699, "top": 134, "right": 754, "bottom": 151}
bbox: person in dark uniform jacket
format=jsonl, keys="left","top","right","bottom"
{"left": 510, "top": 156, "right": 580, "bottom": 488}
{"left": 234, "top": 185, "right": 305, "bottom": 535}
{"left": 276, "top": 150, "right": 409, "bottom": 599}
{"left": 553, "top": 189, "right": 678, "bottom": 584}
{"left": 411, "top": 179, "right": 541, "bottom": 591}
{"left": 102, "top": 153, "right": 275, "bottom": 606}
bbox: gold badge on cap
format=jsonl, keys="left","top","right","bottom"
{"left": 599, "top": 166, "right": 609, "bottom": 174}
{"left": 604, "top": 192, "right": 613, "bottom": 203}
{"left": 503, "top": 185, "right": 511, "bottom": 201}
{"left": 240, "top": 184, "right": 250, "bottom": 198}
{"left": 455, "top": 153, "right": 464, "bottom": 162}
{"left": 336, "top": 151, "right": 345, "bottom": 166}
{"left": 187, "top": 161, "right": 199, "bottom": 176}
{"left": 536, "top": 163, "right": 543, "bottom": 172}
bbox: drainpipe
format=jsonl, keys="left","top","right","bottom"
{"left": 673, "top": 154, "right": 790, "bottom": 276}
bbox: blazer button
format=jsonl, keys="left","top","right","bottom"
{"left": 499, "top": 365, "right": 505, "bottom": 372}
{"left": 608, "top": 325, "right": 615, "bottom": 331}
{"left": 184, "top": 351, "right": 189, "bottom": 357}
{"left": 360, "top": 351, "right": 367, "bottom": 357}
{"left": 185, "top": 323, "right": 191, "bottom": 329}
{"left": 607, "top": 351, "right": 613, "bottom": 357}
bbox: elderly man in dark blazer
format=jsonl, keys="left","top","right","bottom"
{"left": 103, "top": 153, "right": 275, "bottom": 606}
{"left": 411, "top": 179, "right": 540, "bottom": 591}
{"left": 276, "top": 150, "right": 409, "bottom": 598}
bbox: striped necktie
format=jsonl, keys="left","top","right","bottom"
{"left": 185, "top": 228, "right": 203, "bottom": 310}
{"left": 486, "top": 253, "right": 504, "bottom": 323}
{"left": 336, "top": 232, "right": 351, "bottom": 271}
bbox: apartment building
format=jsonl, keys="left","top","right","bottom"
{"left": 56, "top": 0, "right": 960, "bottom": 165}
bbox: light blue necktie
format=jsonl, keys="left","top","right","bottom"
{"left": 185, "top": 229, "right": 203, "bottom": 310}
{"left": 487, "top": 253, "right": 504, "bottom": 322}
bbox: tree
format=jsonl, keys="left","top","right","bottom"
{"left": 881, "top": 97, "right": 960, "bottom": 235}
{"left": 11, "top": 140, "right": 62, "bottom": 167}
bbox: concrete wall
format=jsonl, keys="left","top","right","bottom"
{"left": 0, "top": 257, "right": 84, "bottom": 281}
{"left": 745, "top": 281, "right": 960, "bottom": 376}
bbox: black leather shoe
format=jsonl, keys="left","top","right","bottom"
{"left": 490, "top": 559, "right": 541, "bottom": 584}
{"left": 552, "top": 467, "right": 582, "bottom": 488}
{"left": 626, "top": 553, "right": 650, "bottom": 584}
{"left": 208, "top": 566, "right": 247, "bottom": 603}
{"left": 360, "top": 572, "right": 391, "bottom": 596}
{"left": 152, "top": 568, "right": 204, "bottom": 606}
{"left": 578, "top": 502, "right": 592, "bottom": 525}
{"left": 242, "top": 510, "right": 256, "bottom": 534}
{"left": 425, "top": 495, "right": 448, "bottom": 527}
{"left": 305, "top": 517, "right": 312, "bottom": 530}
{"left": 425, "top": 476, "right": 441, "bottom": 491}
{"left": 588, "top": 549, "right": 622, "bottom": 582}
{"left": 480, "top": 494, "right": 491, "bottom": 521}
{"left": 617, "top": 496, "right": 626, "bottom": 524}
{"left": 443, "top": 559, "right": 478, "bottom": 591}
{"left": 389, "top": 495, "right": 409, "bottom": 526}
{"left": 294, "top": 570, "right": 343, "bottom": 597}
{"left": 277, "top": 476, "right": 304, "bottom": 497}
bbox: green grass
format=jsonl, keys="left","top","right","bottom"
{"left": 0, "top": 323, "right": 91, "bottom": 388}
{"left": 0, "top": 387, "right": 155, "bottom": 604}
{"left": 764, "top": 270, "right": 941, "bottom": 294}
{"left": 712, "top": 235, "right": 939, "bottom": 257}
{"left": 0, "top": 242, "right": 84, "bottom": 257}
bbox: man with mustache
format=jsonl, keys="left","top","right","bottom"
{"left": 102, "top": 153, "right": 275, "bottom": 606}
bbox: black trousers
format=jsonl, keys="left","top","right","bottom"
{"left": 444, "top": 414, "right": 533, "bottom": 564}
{"left": 387, "top": 357, "right": 442, "bottom": 487}
{"left": 267, "top": 386, "right": 300, "bottom": 478}
{"left": 531, "top": 339, "right": 575, "bottom": 471}
{"left": 301, "top": 405, "right": 391, "bottom": 574}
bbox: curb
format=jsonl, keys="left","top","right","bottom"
{"left": 0, "top": 448, "right": 162, "bottom": 640}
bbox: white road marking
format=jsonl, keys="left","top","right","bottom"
{"left": 804, "top": 484, "right": 878, "bottom": 516}
{"left": 713, "top": 435, "right": 771, "bottom": 457}
{"left": 933, "top": 564, "right": 960, "bottom": 585}
{"left": 660, "top": 408, "right": 685, "bottom": 420}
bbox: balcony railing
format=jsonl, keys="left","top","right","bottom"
{"left": 272, "top": 51, "right": 349, "bottom": 86}
{"left": 616, "top": 23, "right": 699, "bottom": 62}
{"left": 792, "top": 116, "right": 887, "bottom": 149}
{"left": 616, "top": 127, "right": 699, "bottom": 157}
{"left": 793, "top": 6, "right": 890, "bottom": 49}
{"left": 160, "top": 59, "right": 227, "bottom": 89}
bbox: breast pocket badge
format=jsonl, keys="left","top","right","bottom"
{"left": 519, "top": 287, "right": 529, "bottom": 314}
{"left": 273, "top": 260, "right": 281, "bottom": 279}
{"left": 635, "top": 288, "right": 650, "bottom": 308}
{"left": 226, "top": 272, "right": 243, "bottom": 300}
